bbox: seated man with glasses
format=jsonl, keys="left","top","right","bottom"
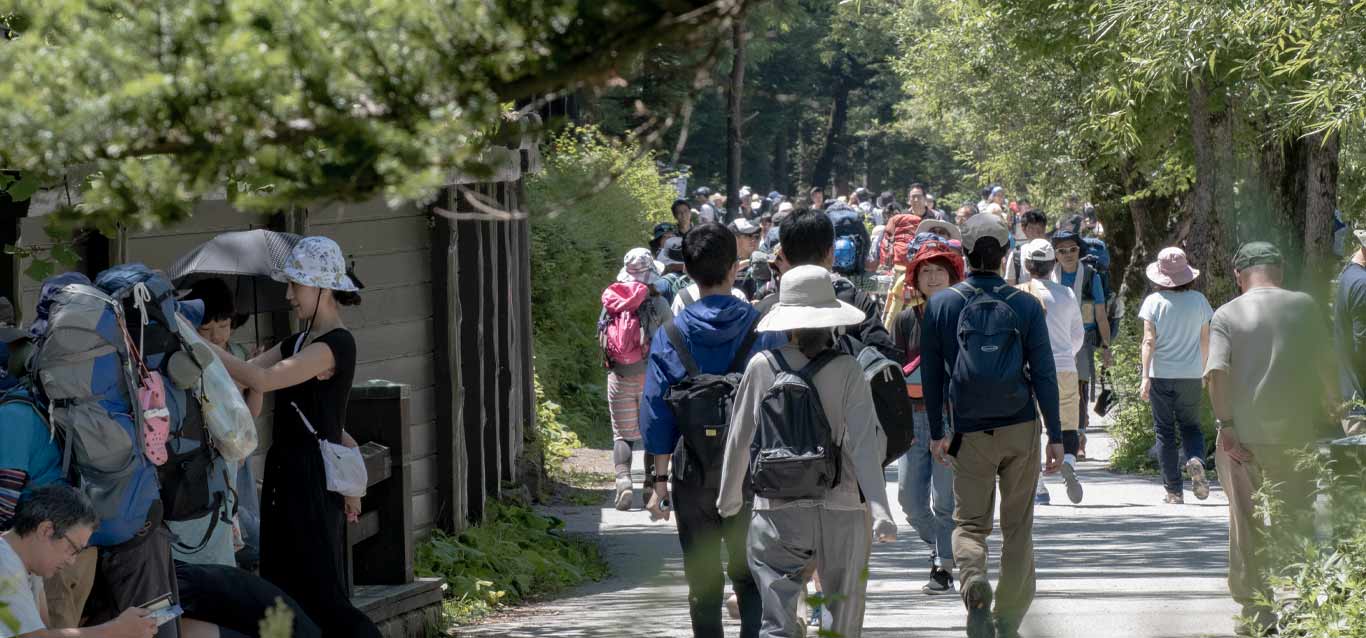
{"left": 1, "top": 485, "right": 157, "bottom": 637}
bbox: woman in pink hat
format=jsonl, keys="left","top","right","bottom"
{"left": 1138, "top": 247, "right": 1215, "bottom": 504}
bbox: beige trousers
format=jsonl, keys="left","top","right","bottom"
{"left": 951, "top": 420, "right": 1041, "bottom": 634}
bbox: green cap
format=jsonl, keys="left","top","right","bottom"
{"left": 1232, "top": 242, "right": 1282, "bottom": 271}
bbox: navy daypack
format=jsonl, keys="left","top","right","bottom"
{"left": 946, "top": 282, "right": 1031, "bottom": 422}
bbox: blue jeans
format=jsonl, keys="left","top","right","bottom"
{"left": 897, "top": 409, "right": 955, "bottom": 566}
{"left": 1149, "top": 378, "right": 1206, "bottom": 494}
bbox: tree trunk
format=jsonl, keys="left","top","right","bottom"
{"left": 811, "top": 80, "right": 850, "bottom": 192}
{"left": 1303, "top": 130, "right": 1340, "bottom": 300}
{"left": 670, "top": 99, "right": 694, "bottom": 167}
{"left": 771, "top": 116, "right": 791, "bottom": 195}
{"left": 1185, "top": 77, "right": 1236, "bottom": 304}
{"left": 725, "top": 11, "right": 746, "bottom": 220}
{"left": 1118, "top": 157, "right": 1176, "bottom": 305}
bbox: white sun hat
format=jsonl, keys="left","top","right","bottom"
{"left": 757, "top": 265, "right": 866, "bottom": 332}
{"left": 272, "top": 236, "right": 360, "bottom": 291}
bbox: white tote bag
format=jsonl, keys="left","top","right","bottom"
{"left": 290, "top": 401, "right": 367, "bottom": 498}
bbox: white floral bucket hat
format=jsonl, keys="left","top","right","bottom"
{"left": 272, "top": 236, "right": 360, "bottom": 292}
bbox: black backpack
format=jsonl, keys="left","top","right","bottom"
{"left": 856, "top": 346, "right": 916, "bottom": 466}
{"left": 662, "top": 321, "right": 761, "bottom": 489}
{"left": 750, "top": 350, "right": 842, "bottom": 500}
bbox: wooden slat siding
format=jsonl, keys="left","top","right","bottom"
{"left": 455, "top": 216, "right": 486, "bottom": 523}
{"left": 310, "top": 215, "right": 431, "bottom": 259}
{"left": 479, "top": 213, "right": 501, "bottom": 501}
{"left": 495, "top": 218, "right": 514, "bottom": 483}
{"left": 341, "top": 284, "right": 432, "bottom": 330}
{"left": 430, "top": 200, "right": 467, "bottom": 532}
{"left": 513, "top": 213, "right": 534, "bottom": 481}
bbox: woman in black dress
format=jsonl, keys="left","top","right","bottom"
{"left": 213, "top": 236, "right": 380, "bottom": 638}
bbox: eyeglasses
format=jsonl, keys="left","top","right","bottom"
{"left": 58, "top": 532, "right": 86, "bottom": 557}
{"left": 1056, "top": 247, "right": 1081, "bottom": 256}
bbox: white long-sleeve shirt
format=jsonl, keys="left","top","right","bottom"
{"left": 1019, "top": 278, "right": 1086, "bottom": 373}
{"left": 717, "top": 345, "right": 894, "bottom": 532}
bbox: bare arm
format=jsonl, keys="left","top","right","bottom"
{"left": 1096, "top": 303, "right": 1111, "bottom": 348}
{"left": 1141, "top": 320, "right": 1157, "bottom": 380}
{"left": 210, "top": 340, "right": 335, "bottom": 395}
{"left": 1207, "top": 369, "right": 1233, "bottom": 422}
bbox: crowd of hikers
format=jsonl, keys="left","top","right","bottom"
{"left": 599, "top": 184, "right": 1351, "bottom": 638}
{"left": 1, "top": 237, "right": 379, "bottom": 638}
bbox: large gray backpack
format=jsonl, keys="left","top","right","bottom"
{"left": 31, "top": 283, "right": 161, "bottom": 546}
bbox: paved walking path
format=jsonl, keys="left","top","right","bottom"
{"left": 459, "top": 429, "right": 1239, "bottom": 637}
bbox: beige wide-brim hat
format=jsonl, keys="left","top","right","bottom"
{"left": 757, "top": 265, "right": 866, "bottom": 332}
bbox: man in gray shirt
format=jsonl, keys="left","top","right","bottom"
{"left": 1205, "top": 242, "right": 1337, "bottom": 636}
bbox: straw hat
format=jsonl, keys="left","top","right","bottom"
{"left": 1145, "top": 246, "right": 1199, "bottom": 288}
{"left": 757, "top": 265, "right": 865, "bottom": 332}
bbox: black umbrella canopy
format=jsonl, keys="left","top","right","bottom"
{"left": 169, "top": 229, "right": 302, "bottom": 318}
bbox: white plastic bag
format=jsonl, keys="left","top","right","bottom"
{"left": 175, "top": 315, "right": 258, "bottom": 463}
{"left": 290, "top": 401, "right": 367, "bottom": 497}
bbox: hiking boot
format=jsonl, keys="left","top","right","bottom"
{"left": 1164, "top": 492, "right": 1184, "bottom": 505}
{"left": 1061, "top": 462, "right": 1084, "bottom": 504}
{"left": 1187, "top": 458, "right": 1210, "bottom": 500}
{"left": 964, "top": 579, "right": 996, "bottom": 638}
{"left": 922, "top": 565, "right": 954, "bottom": 595}
{"left": 613, "top": 477, "right": 633, "bottom": 511}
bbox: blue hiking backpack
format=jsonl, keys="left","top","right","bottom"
{"left": 946, "top": 282, "right": 1031, "bottom": 422}
{"left": 828, "top": 205, "right": 867, "bottom": 275}
{"left": 30, "top": 281, "right": 161, "bottom": 546}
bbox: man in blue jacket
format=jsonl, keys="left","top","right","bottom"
{"left": 640, "top": 223, "right": 784, "bottom": 638}
{"left": 921, "top": 213, "right": 1063, "bottom": 638}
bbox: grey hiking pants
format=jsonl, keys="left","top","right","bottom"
{"left": 747, "top": 504, "right": 871, "bottom": 638}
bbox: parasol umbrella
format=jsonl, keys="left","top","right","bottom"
{"left": 168, "top": 229, "right": 302, "bottom": 338}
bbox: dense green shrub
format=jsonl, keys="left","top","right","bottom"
{"left": 415, "top": 502, "right": 609, "bottom": 624}
{"left": 526, "top": 126, "right": 677, "bottom": 448}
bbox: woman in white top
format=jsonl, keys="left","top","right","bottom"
{"left": 1138, "top": 247, "right": 1215, "bottom": 504}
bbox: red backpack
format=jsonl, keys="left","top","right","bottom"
{"left": 880, "top": 214, "right": 923, "bottom": 271}
{"left": 600, "top": 282, "right": 650, "bottom": 367}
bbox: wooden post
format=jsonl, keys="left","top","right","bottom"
{"left": 431, "top": 188, "right": 468, "bottom": 531}
{"left": 456, "top": 215, "right": 486, "bottom": 523}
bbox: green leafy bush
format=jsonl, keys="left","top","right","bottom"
{"left": 415, "top": 502, "right": 609, "bottom": 624}
{"left": 1260, "top": 450, "right": 1366, "bottom": 637}
{"left": 526, "top": 126, "right": 677, "bottom": 448}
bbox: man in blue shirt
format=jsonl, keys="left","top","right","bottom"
{"left": 1050, "top": 230, "right": 1111, "bottom": 451}
{"left": 640, "top": 223, "right": 785, "bottom": 638}
{"left": 922, "top": 213, "right": 1063, "bottom": 638}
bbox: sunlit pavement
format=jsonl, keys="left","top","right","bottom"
{"left": 459, "top": 427, "right": 1239, "bottom": 638}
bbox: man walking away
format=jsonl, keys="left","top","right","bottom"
{"left": 640, "top": 223, "right": 785, "bottom": 638}
{"left": 922, "top": 214, "right": 1063, "bottom": 638}
{"left": 1016, "top": 239, "right": 1086, "bottom": 504}
{"left": 1205, "top": 242, "right": 1336, "bottom": 636}
{"left": 1336, "top": 230, "right": 1366, "bottom": 435}
{"left": 1138, "top": 247, "right": 1214, "bottom": 504}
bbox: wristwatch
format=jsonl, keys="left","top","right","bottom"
{"left": 1216, "top": 419, "right": 1234, "bottom": 431}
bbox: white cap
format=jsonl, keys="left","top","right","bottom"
{"left": 1021, "top": 238, "right": 1055, "bottom": 262}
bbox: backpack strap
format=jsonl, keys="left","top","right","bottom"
{"left": 679, "top": 286, "right": 695, "bottom": 307}
{"left": 663, "top": 321, "right": 702, "bottom": 379}
{"left": 947, "top": 282, "right": 978, "bottom": 301}
{"left": 794, "top": 349, "right": 841, "bottom": 382}
{"left": 726, "top": 321, "right": 761, "bottom": 374}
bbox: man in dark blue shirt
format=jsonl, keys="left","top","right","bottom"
{"left": 1337, "top": 230, "right": 1366, "bottom": 435}
{"left": 920, "top": 212, "right": 1062, "bottom": 638}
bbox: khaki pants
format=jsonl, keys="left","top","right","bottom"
{"left": 951, "top": 420, "right": 1041, "bottom": 634}
{"left": 1215, "top": 443, "right": 1315, "bottom": 619}
{"left": 1057, "top": 371, "right": 1080, "bottom": 432}
{"left": 43, "top": 546, "right": 97, "bottom": 628}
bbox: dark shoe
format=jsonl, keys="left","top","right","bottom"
{"left": 1187, "top": 458, "right": 1210, "bottom": 500}
{"left": 1061, "top": 461, "right": 1084, "bottom": 504}
{"left": 965, "top": 579, "right": 996, "bottom": 638}
{"left": 1164, "top": 492, "right": 1185, "bottom": 505}
{"left": 922, "top": 566, "right": 954, "bottom": 595}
